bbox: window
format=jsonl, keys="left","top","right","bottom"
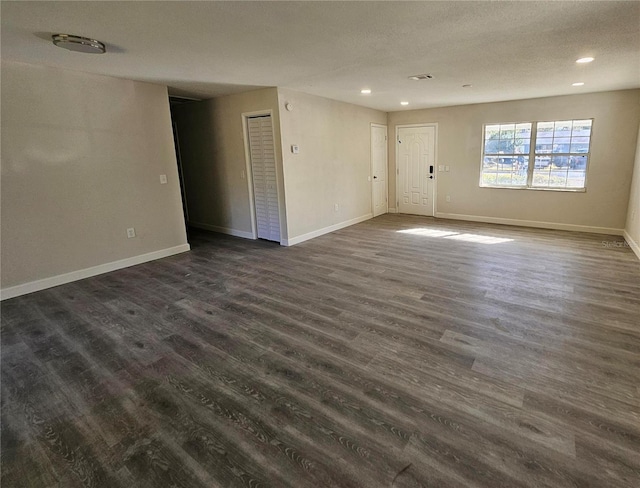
{"left": 481, "top": 119, "right": 593, "bottom": 190}
{"left": 482, "top": 123, "right": 531, "bottom": 187}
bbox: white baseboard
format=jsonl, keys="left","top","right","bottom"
{"left": 434, "top": 212, "right": 624, "bottom": 236}
{"left": 387, "top": 207, "right": 397, "bottom": 214}
{"left": 189, "top": 221, "right": 255, "bottom": 240}
{"left": 282, "top": 213, "right": 373, "bottom": 246}
{"left": 0, "top": 244, "right": 191, "bottom": 301}
{"left": 623, "top": 230, "right": 640, "bottom": 260}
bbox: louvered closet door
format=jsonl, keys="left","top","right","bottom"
{"left": 248, "top": 115, "right": 280, "bottom": 242}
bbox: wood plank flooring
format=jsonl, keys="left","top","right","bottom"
{"left": 2, "top": 214, "right": 639, "bottom": 487}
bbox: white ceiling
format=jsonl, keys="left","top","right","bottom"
{"left": 2, "top": 1, "right": 639, "bottom": 111}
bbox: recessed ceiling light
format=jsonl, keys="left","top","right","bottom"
{"left": 572, "top": 82, "right": 585, "bottom": 86}
{"left": 360, "top": 89, "right": 371, "bottom": 94}
{"left": 400, "top": 101, "right": 409, "bottom": 106}
{"left": 408, "top": 74, "right": 433, "bottom": 81}
{"left": 462, "top": 84, "right": 472, "bottom": 88}
{"left": 52, "top": 34, "right": 106, "bottom": 54}
{"left": 576, "top": 57, "right": 594, "bottom": 64}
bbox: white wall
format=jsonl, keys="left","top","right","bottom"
{"left": 171, "top": 88, "right": 287, "bottom": 240}
{"left": 625, "top": 124, "right": 640, "bottom": 258}
{"left": 388, "top": 90, "right": 640, "bottom": 233}
{"left": 277, "top": 89, "right": 387, "bottom": 243}
{"left": 1, "top": 61, "right": 189, "bottom": 297}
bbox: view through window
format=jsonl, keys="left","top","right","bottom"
{"left": 481, "top": 119, "right": 593, "bottom": 190}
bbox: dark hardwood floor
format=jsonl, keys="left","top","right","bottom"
{"left": 2, "top": 214, "right": 639, "bottom": 488}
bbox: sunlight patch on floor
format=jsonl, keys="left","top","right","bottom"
{"left": 397, "top": 228, "right": 458, "bottom": 238}
{"left": 397, "top": 228, "right": 514, "bottom": 244}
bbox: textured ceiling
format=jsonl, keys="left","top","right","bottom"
{"left": 2, "top": 1, "right": 639, "bottom": 111}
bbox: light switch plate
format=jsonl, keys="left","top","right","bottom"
{"left": 160, "top": 174, "right": 167, "bottom": 184}
{"left": 291, "top": 144, "right": 299, "bottom": 154}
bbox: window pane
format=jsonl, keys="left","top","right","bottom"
{"left": 500, "top": 124, "right": 515, "bottom": 140}
{"left": 536, "top": 122, "right": 554, "bottom": 140}
{"left": 570, "top": 136, "right": 590, "bottom": 153}
{"left": 482, "top": 156, "right": 497, "bottom": 185}
{"left": 485, "top": 125, "right": 500, "bottom": 139}
{"left": 570, "top": 142, "right": 590, "bottom": 153}
{"left": 512, "top": 157, "right": 529, "bottom": 185}
{"left": 572, "top": 120, "right": 592, "bottom": 134}
{"left": 533, "top": 168, "right": 551, "bottom": 187}
{"left": 535, "top": 137, "right": 553, "bottom": 153}
{"left": 482, "top": 171, "right": 497, "bottom": 185}
{"left": 553, "top": 137, "right": 571, "bottom": 146}
{"left": 567, "top": 169, "right": 587, "bottom": 188}
{"left": 483, "top": 156, "right": 497, "bottom": 170}
{"left": 551, "top": 155, "right": 570, "bottom": 168}
{"left": 554, "top": 121, "right": 572, "bottom": 136}
{"left": 534, "top": 156, "right": 551, "bottom": 168}
{"left": 548, "top": 168, "right": 569, "bottom": 187}
{"left": 569, "top": 155, "right": 587, "bottom": 169}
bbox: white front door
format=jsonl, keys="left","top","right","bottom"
{"left": 248, "top": 115, "right": 280, "bottom": 242}
{"left": 397, "top": 126, "right": 436, "bottom": 217}
{"left": 371, "top": 125, "right": 388, "bottom": 217}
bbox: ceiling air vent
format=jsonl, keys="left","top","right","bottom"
{"left": 169, "top": 96, "right": 202, "bottom": 105}
{"left": 408, "top": 74, "right": 433, "bottom": 81}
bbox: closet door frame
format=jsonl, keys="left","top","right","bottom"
{"left": 241, "top": 109, "right": 284, "bottom": 244}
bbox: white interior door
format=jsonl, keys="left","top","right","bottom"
{"left": 248, "top": 115, "right": 280, "bottom": 242}
{"left": 397, "top": 126, "right": 435, "bottom": 216}
{"left": 371, "top": 125, "right": 388, "bottom": 217}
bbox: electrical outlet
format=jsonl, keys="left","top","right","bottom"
{"left": 159, "top": 174, "right": 167, "bottom": 184}
{"left": 446, "top": 195, "right": 451, "bottom": 202}
{"left": 127, "top": 228, "right": 136, "bottom": 238}
{"left": 334, "top": 203, "right": 339, "bottom": 212}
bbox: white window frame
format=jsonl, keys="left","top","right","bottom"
{"left": 480, "top": 119, "right": 593, "bottom": 192}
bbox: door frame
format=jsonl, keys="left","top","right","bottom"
{"left": 395, "top": 123, "right": 439, "bottom": 217}
{"left": 241, "top": 110, "right": 284, "bottom": 243}
{"left": 370, "top": 123, "right": 388, "bottom": 217}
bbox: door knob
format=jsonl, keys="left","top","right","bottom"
{"left": 373, "top": 176, "right": 378, "bottom": 179}
{"left": 428, "top": 175, "right": 434, "bottom": 179}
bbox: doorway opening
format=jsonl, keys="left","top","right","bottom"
{"left": 169, "top": 95, "right": 200, "bottom": 241}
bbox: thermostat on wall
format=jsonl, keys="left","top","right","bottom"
{"left": 291, "top": 144, "right": 300, "bottom": 154}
